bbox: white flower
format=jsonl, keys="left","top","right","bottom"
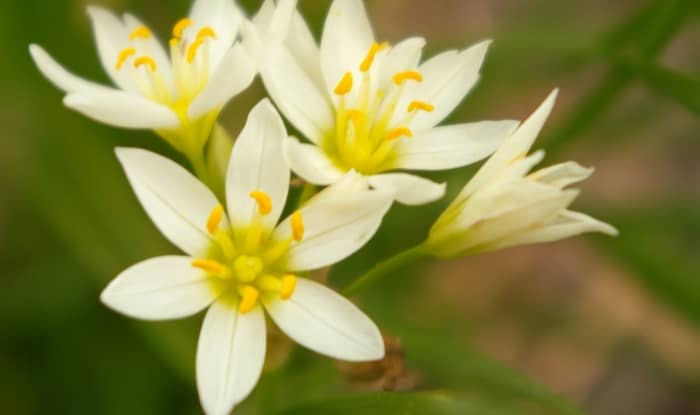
{"left": 425, "top": 90, "right": 618, "bottom": 258}
{"left": 29, "top": 0, "right": 256, "bottom": 158}
{"left": 101, "top": 99, "right": 389, "bottom": 415}
{"left": 244, "top": 0, "right": 518, "bottom": 205}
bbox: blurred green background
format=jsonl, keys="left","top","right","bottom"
{"left": 1, "top": 0, "right": 699, "bottom": 414}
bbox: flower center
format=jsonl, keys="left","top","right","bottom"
{"left": 191, "top": 192, "right": 304, "bottom": 313}
{"left": 325, "top": 42, "right": 435, "bottom": 175}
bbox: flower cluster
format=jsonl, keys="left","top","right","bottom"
{"left": 30, "top": 0, "right": 617, "bottom": 414}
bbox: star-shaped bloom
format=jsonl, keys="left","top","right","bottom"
{"left": 425, "top": 90, "right": 618, "bottom": 258}
{"left": 101, "top": 100, "right": 389, "bottom": 415}
{"left": 29, "top": 0, "right": 256, "bottom": 158}
{"left": 245, "top": 0, "right": 518, "bottom": 205}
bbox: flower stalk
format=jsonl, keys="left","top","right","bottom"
{"left": 343, "top": 244, "right": 427, "bottom": 296}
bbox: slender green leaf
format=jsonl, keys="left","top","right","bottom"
{"left": 620, "top": 59, "right": 700, "bottom": 114}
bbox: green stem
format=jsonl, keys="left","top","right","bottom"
{"left": 343, "top": 244, "right": 428, "bottom": 296}
{"left": 296, "top": 183, "right": 317, "bottom": 208}
{"left": 189, "top": 150, "right": 211, "bottom": 188}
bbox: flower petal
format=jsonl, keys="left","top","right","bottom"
{"left": 116, "top": 147, "right": 224, "bottom": 256}
{"left": 29, "top": 44, "right": 113, "bottom": 95}
{"left": 275, "top": 187, "right": 391, "bottom": 271}
{"left": 379, "top": 37, "right": 425, "bottom": 89}
{"left": 394, "top": 120, "right": 519, "bottom": 171}
{"left": 188, "top": 44, "right": 257, "bottom": 119}
{"left": 469, "top": 190, "right": 577, "bottom": 251}
{"left": 251, "top": 1, "right": 325, "bottom": 93}
{"left": 398, "top": 40, "right": 491, "bottom": 132}
{"left": 303, "top": 170, "right": 372, "bottom": 207}
{"left": 64, "top": 91, "right": 179, "bottom": 130}
{"left": 282, "top": 136, "right": 344, "bottom": 185}
{"left": 101, "top": 256, "right": 218, "bottom": 321}
{"left": 286, "top": 6, "right": 326, "bottom": 93}
{"left": 492, "top": 210, "right": 618, "bottom": 250}
{"left": 459, "top": 90, "right": 558, "bottom": 201}
{"left": 226, "top": 99, "right": 290, "bottom": 230}
{"left": 197, "top": 301, "right": 266, "bottom": 415}
{"left": 188, "top": 0, "right": 243, "bottom": 71}
{"left": 260, "top": 42, "right": 334, "bottom": 144}
{"left": 530, "top": 161, "right": 593, "bottom": 189}
{"left": 320, "top": 0, "right": 375, "bottom": 96}
{"left": 86, "top": 6, "right": 137, "bottom": 92}
{"left": 368, "top": 173, "right": 446, "bottom": 205}
{"left": 264, "top": 278, "right": 383, "bottom": 361}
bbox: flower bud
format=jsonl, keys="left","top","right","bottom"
{"left": 424, "top": 90, "right": 617, "bottom": 258}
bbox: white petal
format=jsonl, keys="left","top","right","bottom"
{"left": 379, "top": 37, "right": 425, "bottom": 89}
{"left": 368, "top": 173, "right": 446, "bottom": 205}
{"left": 285, "top": 7, "right": 325, "bottom": 93}
{"left": 398, "top": 40, "right": 491, "bottom": 132}
{"left": 493, "top": 89, "right": 558, "bottom": 167}
{"left": 530, "top": 161, "right": 593, "bottom": 189}
{"left": 303, "top": 170, "right": 372, "bottom": 207}
{"left": 116, "top": 148, "right": 224, "bottom": 256}
{"left": 282, "top": 136, "right": 344, "bottom": 185}
{"left": 320, "top": 0, "right": 375, "bottom": 96}
{"left": 249, "top": 1, "right": 321, "bottom": 95}
{"left": 64, "top": 91, "right": 179, "bottom": 129}
{"left": 226, "top": 99, "right": 290, "bottom": 230}
{"left": 251, "top": 0, "right": 275, "bottom": 29}
{"left": 122, "top": 13, "right": 173, "bottom": 84}
{"left": 101, "top": 256, "right": 217, "bottom": 321}
{"left": 29, "top": 44, "right": 113, "bottom": 95}
{"left": 468, "top": 190, "right": 578, "bottom": 251}
{"left": 197, "top": 301, "right": 266, "bottom": 415}
{"left": 493, "top": 210, "right": 618, "bottom": 250}
{"left": 275, "top": 188, "right": 391, "bottom": 270}
{"left": 189, "top": 44, "right": 257, "bottom": 119}
{"left": 264, "top": 278, "right": 383, "bottom": 361}
{"left": 86, "top": 6, "right": 137, "bottom": 92}
{"left": 394, "top": 120, "right": 518, "bottom": 171}
{"left": 260, "top": 42, "right": 334, "bottom": 144}
{"left": 188, "top": 0, "right": 243, "bottom": 70}
{"left": 458, "top": 90, "right": 558, "bottom": 200}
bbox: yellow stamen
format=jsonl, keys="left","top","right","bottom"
{"left": 196, "top": 26, "right": 217, "bottom": 41}
{"left": 172, "top": 18, "right": 193, "bottom": 38}
{"left": 238, "top": 285, "right": 259, "bottom": 313}
{"left": 134, "top": 56, "right": 157, "bottom": 72}
{"left": 169, "top": 38, "right": 179, "bottom": 49}
{"left": 187, "top": 38, "right": 204, "bottom": 63}
{"left": 249, "top": 190, "right": 272, "bottom": 216}
{"left": 359, "top": 42, "right": 381, "bottom": 72}
{"left": 386, "top": 127, "right": 413, "bottom": 141}
{"left": 115, "top": 47, "right": 136, "bottom": 70}
{"left": 128, "top": 26, "right": 152, "bottom": 40}
{"left": 217, "top": 232, "right": 237, "bottom": 259}
{"left": 192, "top": 259, "right": 231, "bottom": 279}
{"left": 393, "top": 70, "right": 423, "bottom": 85}
{"left": 334, "top": 72, "right": 353, "bottom": 96}
{"left": 345, "top": 109, "right": 365, "bottom": 124}
{"left": 408, "top": 100, "right": 435, "bottom": 113}
{"left": 280, "top": 274, "right": 297, "bottom": 300}
{"left": 259, "top": 275, "right": 282, "bottom": 291}
{"left": 291, "top": 211, "right": 304, "bottom": 241}
{"left": 262, "top": 239, "right": 290, "bottom": 264}
{"left": 206, "top": 204, "right": 224, "bottom": 234}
